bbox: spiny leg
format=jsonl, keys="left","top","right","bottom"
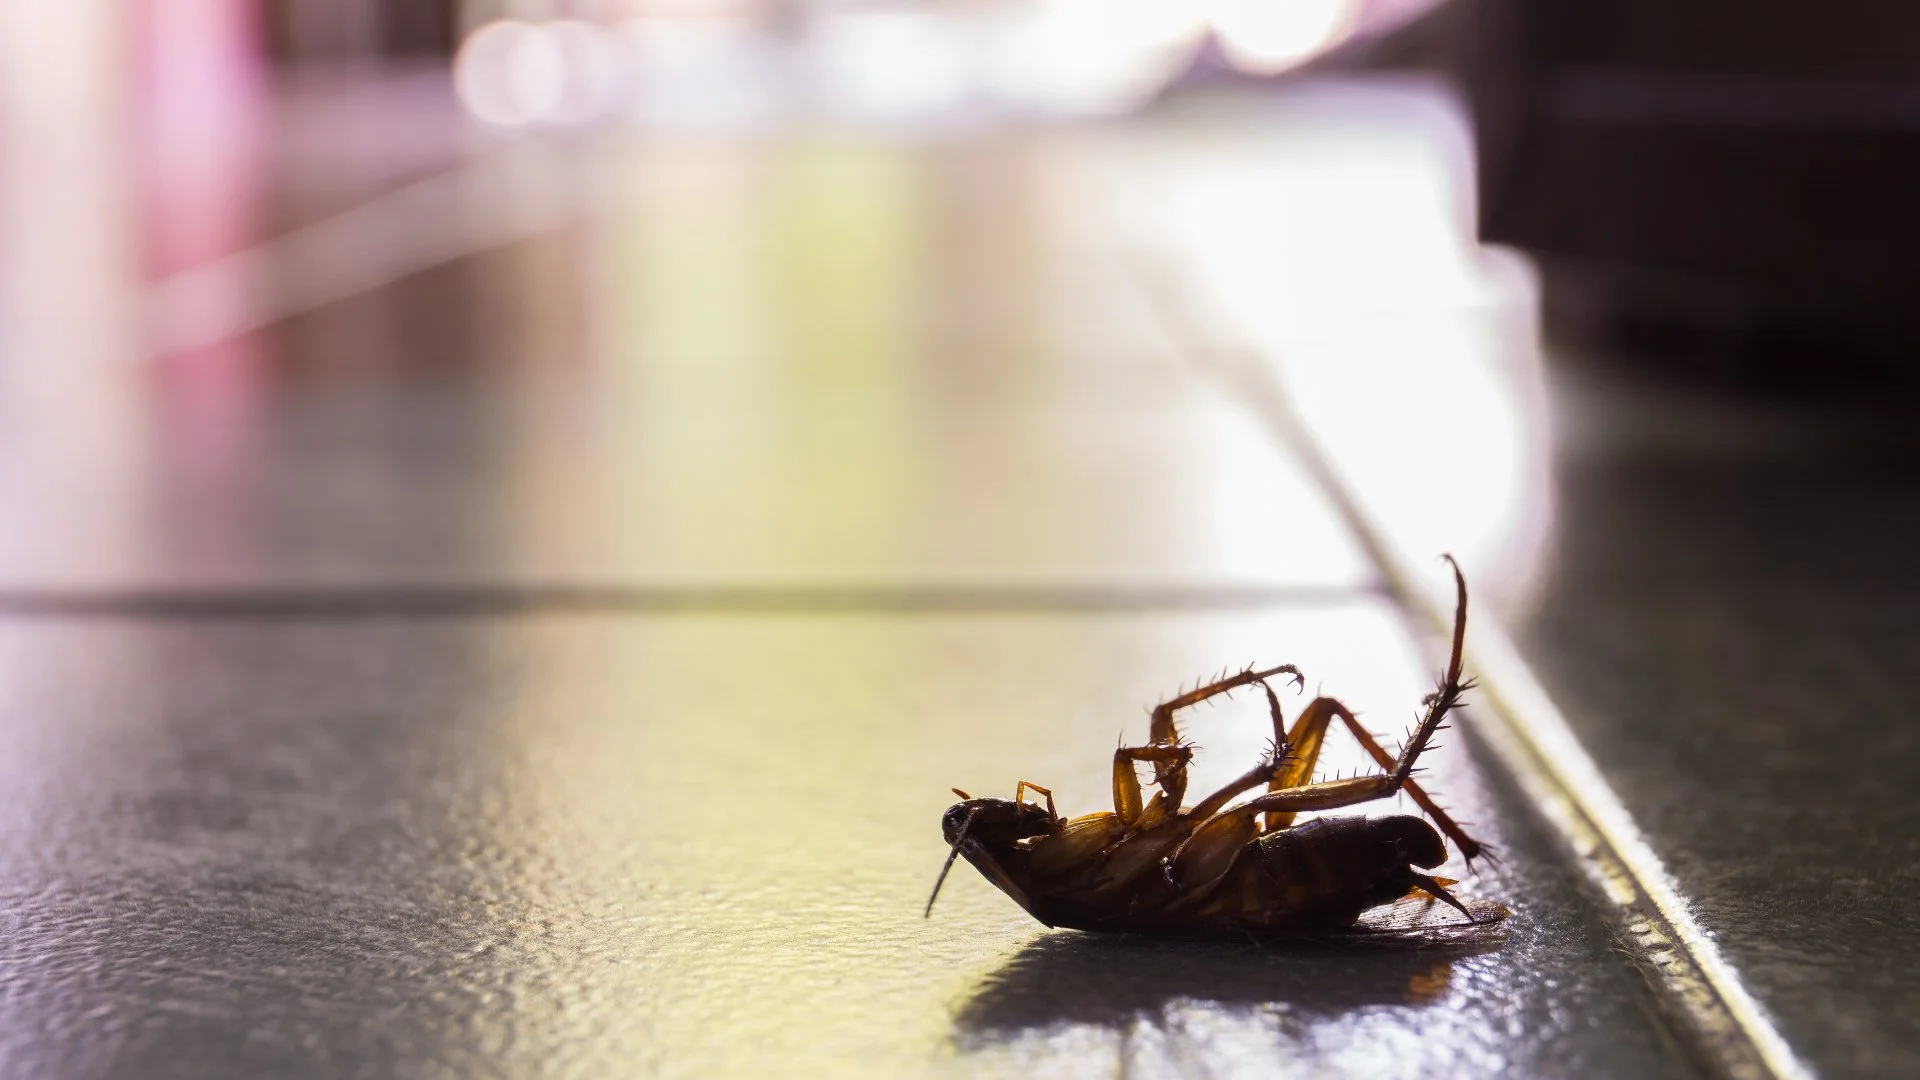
{"left": 1117, "top": 673, "right": 1300, "bottom": 829}
{"left": 1196, "top": 700, "right": 1467, "bottom": 845}
{"left": 1181, "top": 754, "right": 1284, "bottom": 827}
{"left": 1379, "top": 554, "right": 1480, "bottom": 857}
{"left": 1140, "top": 664, "right": 1302, "bottom": 804}
{"left": 1168, "top": 681, "right": 1297, "bottom": 824}
{"left": 1263, "top": 695, "right": 1335, "bottom": 829}
{"left": 1397, "top": 553, "right": 1472, "bottom": 789}
{"left": 1265, "top": 555, "right": 1484, "bottom": 861}
{"left": 1111, "top": 744, "right": 1191, "bottom": 827}
{"left": 1136, "top": 672, "right": 1351, "bottom": 841}
{"left": 1135, "top": 683, "right": 1306, "bottom": 890}
{"left": 1148, "top": 664, "right": 1304, "bottom": 744}
{"left": 1166, "top": 558, "right": 1484, "bottom": 903}
{"left": 1082, "top": 690, "right": 1293, "bottom": 906}
{"left": 1262, "top": 695, "right": 1485, "bottom": 862}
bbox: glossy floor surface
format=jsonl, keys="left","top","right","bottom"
{"left": 2, "top": 69, "right": 1874, "bottom": 1077}
{"left": 1503, "top": 366, "right": 1920, "bottom": 1079}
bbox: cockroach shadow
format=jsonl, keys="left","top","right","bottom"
{"left": 950, "top": 928, "right": 1502, "bottom": 1043}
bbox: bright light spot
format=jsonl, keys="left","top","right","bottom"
{"left": 455, "top": 19, "right": 566, "bottom": 127}
{"left": 810, "top": 10, "right": 971, "bottom": 121}
{"left": 547, "top": 20, "right": 624, "bottom": 124}
{"left": 1086, "top": 0, "right": 1212, "bottom": 51}
{"left": 988, "top": 0, "right": 1207, "bottom": 116}
{"left": 621, "top": 16, "right": 780, "bottom": 128}
{"left": 1159, "top": 100, "right": 1551, "bottom": 587}
{"left": 1211, "top": 0, "right": 1359, "bottom": 74}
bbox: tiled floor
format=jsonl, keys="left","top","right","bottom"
{"left": 1501, "top": 365, "right": 1920, "bottom": 1079}
{"left": 0, "top": 609, "right": 1687, "bottom": 1078}
{"left": 0, "top": 74, "right": 1812, "bottom": 1077}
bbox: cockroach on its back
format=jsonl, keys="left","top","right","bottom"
{"left": 926, "top": 556, "right": 1505, "bottom": 942}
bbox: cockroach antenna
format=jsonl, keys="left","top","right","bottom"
{"left": 923, "top": 807, "right": 978, "bottom": 918}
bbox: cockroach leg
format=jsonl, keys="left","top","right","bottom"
{"left": 1165, "top": 674, "right": 1476, "bottom": 893}
{"left": 1257, "top": 557, "right": 1486, "bottom": 862}
{"left": 1013, "top": 780, "right": 1057, "bottom": 823}
{"left": 1246, "top": 773, "right": 1404, "bottom": 814}
{"left": 1230, "top": 618, "right": 1469, "bottom": 818}
{"left": 1121, "top": 674, "right": 1300, "bottom": 830}
{"left": 1124, "top": 666, "right": 1301, "bottom": 823}
{"left": 1261, "top": 695, "right": 1486, "bottom": 862}
{"left": 1147, "top": 664, "right": 1305, "bottom": 745}
{"left": 1261, "top": 695, "right": 1339, "bottom": 832}
{"left": 1111, "top": 744, "right": 1192, "bottom": 826}
{"left": 1183, "top": 760, "right": 1284, "bottom": 824}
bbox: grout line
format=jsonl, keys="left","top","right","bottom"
{"left": 0, "top": 582, "right": 1382, "bottom": 619}
{"left": 1132, "top": 252, "right": 1813, "bottom": 1080}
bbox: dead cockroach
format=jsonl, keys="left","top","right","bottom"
{"left": 925, "top": 556, "right": 1503, "bottom": 941}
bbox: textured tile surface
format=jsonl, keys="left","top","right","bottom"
{"left": 0, "top": 610, "right": 1687, "bottom": 1078}
{"left": 1500, "top": 366, "right": 1920, "bottom": 1079}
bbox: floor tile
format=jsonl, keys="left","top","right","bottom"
{"left": 0, "top": 608, "right": 1686, "bottom": 1078}
{"left": 1497, "top": 365, "right": 1920, "bottom": 1079}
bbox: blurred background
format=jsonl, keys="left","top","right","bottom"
{"left": 6, "top": 0, "right": 1917, "bottom": 590}
{"left": 1, "top": 2, "right": 1917, "bottom": 1078}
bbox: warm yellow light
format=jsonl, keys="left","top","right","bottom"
{"left": 1157, "top": 97, "right": 1551, "bottom": 589}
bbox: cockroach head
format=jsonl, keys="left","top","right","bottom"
{"left": 1374, "top": 814, "right": 1448, "bottom": 869}
{"left": 942, "top": 797, "right": 1051, "bottom": 846}
{"left": 926, "top": 796, "right": 1052, "bottom": 919}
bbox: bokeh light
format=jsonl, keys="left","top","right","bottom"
{"left": 1212, "top": 0, "right": 1360, "bottom": 74}
{"left": 451, "top": 1, "right": 1385, "bottom": 128}
{"left": 546, "top": 20, "right": 626, "bottom": 125}
{"left": 456, "top": 18, "right": 624, "bottom": 128}
{"left": 988, "top": 0, "right": 1209, "bottom": 117}
{"left": 455, "top": 20, "right": 565, "bottom": 127}
{"left": 809, "top": 9, "right": 973, "bottom": 122}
